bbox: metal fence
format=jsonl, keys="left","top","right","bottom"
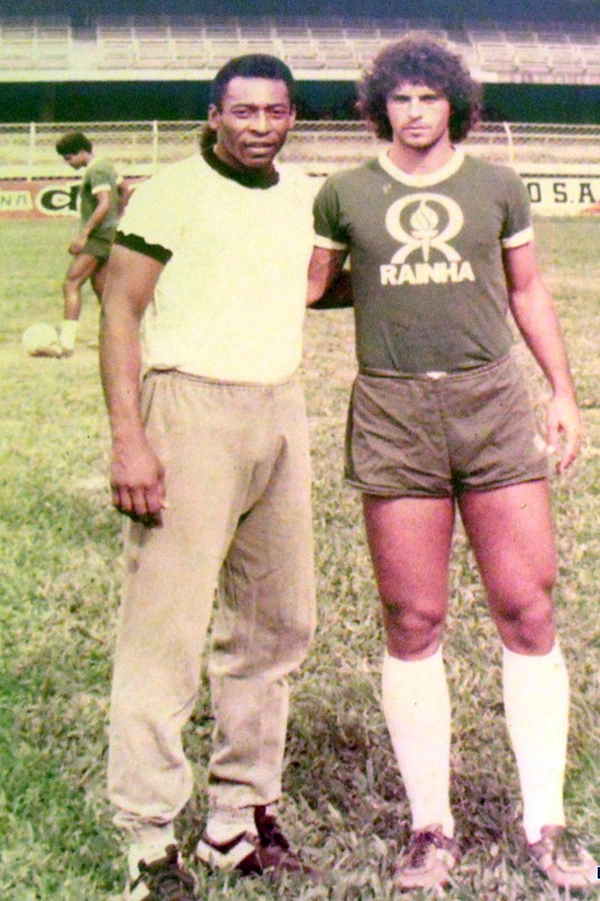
{"left": 1, "top": 119, "right": 600, "bottom": 180}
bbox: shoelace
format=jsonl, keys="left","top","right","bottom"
{"left": 406, "top": 830, "right": 446, "bottom": 867}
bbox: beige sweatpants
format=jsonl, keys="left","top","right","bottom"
{"left": 108, "top": 371, "right": 316, "bottom": 843}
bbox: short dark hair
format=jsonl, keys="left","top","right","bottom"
{"left": 199, "top": 123, "right": 217, "bottom": 153}
{"left": 358, "top": 38, "right": 482, "bottom": 143}
{"left": 210, "top": 54, "right": 295, "bottom": 109}
{"left": 55, "top": 131, "right": 93, "bottom": 156}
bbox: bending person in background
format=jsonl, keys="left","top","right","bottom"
{"left": 308, "top": 37, "right": 597, "bottom": 893}
{"left": 55, "top": 131, "right": 129, "bottom": 356}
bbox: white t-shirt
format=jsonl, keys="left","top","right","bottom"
{"left": 118, "top": 153, "right": 317, "bottom": 384}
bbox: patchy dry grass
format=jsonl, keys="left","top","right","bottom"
{"left": 0, "top": 217, "right": 599, "bottom": 900}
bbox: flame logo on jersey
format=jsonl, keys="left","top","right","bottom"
{"left": 386, "top": 193, "right": 463, "bottom": 263}
{"left": 381, "top": 193, "right": 475, "bottom": 286}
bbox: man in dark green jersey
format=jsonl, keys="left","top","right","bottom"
{"left": 55, "top": 131, "right": 128, "bottom": 355}
{"left": 308, "top": 37, "right": 596, "bottom": 892}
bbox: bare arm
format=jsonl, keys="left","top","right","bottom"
{"left": 306, "top": 246, "right": 348, "bottom": 306}
{"left": 100, "top": 244, "right": 166, "bottom": 524}
{"left": 116, "top": 179, "right": 133, "bottom": 216}
{"left": 504, "top": 241, "right": 582, "bottom": 473}
{"left": 70, "top": 190, "right": 112, "bottom": 254}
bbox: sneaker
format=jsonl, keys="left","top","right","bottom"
{"left": 528, "top": 825, "right": 599, "bottom": 890}
{"left": 127, "top": 844, "right": 198, "bottom": 901}
{"left": 393, "top": 824, "right": 460, "bottom": 891}
{"left": 195, "top": 804, "right": 316, "bottom": 878}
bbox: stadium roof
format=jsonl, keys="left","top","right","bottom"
{"left": 7, "top": 0, "right": 600, "bottom": 22}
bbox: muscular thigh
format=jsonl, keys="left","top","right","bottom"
{"left": 458, "top": 479, "right": 556, "bottom": 612}
{"left": 363, "top": 494, "right": 456, "bottom": 657}
{"left": 363, "top": 494, "right": 455, "bottom": 609}
{"left": 66, "top": 252, "right": 101, "bottom": 284}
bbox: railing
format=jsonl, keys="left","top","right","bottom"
{"left": 1, "top": 120, "right": 599, "bottom": 180}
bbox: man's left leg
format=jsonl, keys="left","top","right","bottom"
{"left": 196, "top": 382, "right": 317, "bottom": 876}
{"left": 59, "top": 251, "right": 101, "bottom": 353}
{"left": 460, "top": 480, "right": 597, "bottom": 888}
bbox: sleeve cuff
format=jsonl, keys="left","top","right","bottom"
{"left": 114, "top": 231, "right": 173, "bottom": 264}
{"left": 313, "top": 233, "right": 348, "bottom": 251}
{"left": 501, "top": 225, "right": 534, "bottom": 249}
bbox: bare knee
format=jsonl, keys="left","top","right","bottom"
{"left": 63, "top": 271, "right": 86, "bottom": 301}
{"left": 382, "top": 595, "right": 446, "bottom": 660}
{"left": 492, "top": 586, "right": 555, "bottom": 654}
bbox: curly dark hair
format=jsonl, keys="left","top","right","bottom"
{"left": 358, "top": 38, "right": 482, "bottom": 143}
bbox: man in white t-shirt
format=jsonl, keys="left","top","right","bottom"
{"left": 100, "top": 55, "right": 317, "bottom": 901}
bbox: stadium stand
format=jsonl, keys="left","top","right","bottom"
{"left": 0, "top": 14, "right": 599, "bottom": 83}
{"left": 0, "top": 11, "right": 598, "bottom": 185}
{"left": 0, "top": 17, "right": 72, "bottom": 70}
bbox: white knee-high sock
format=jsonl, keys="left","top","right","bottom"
{"left": 503, "top": 642, "right": 569, "bottom": 843}
{"left": 382, "top": 648, "right": 454, "bottom": 837}
{"left": 59, "top": 319, "right": 78, "bottom": 351}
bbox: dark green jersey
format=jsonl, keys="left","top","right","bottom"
{"left": 313, "top": 150, "right": 533, "bottom": 374}
{"left": 78, "top": 156, "right": 121, "bottom": 241}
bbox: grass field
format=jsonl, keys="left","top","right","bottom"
{"left": 1, "top": 217, "right": 599, "bottom": 900}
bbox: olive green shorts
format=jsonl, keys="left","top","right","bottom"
{"left": 82, "top": 234, "right": 112, "bottom": 260}
{"left": 345, "top": 355, "right": 549, "bottom": 498}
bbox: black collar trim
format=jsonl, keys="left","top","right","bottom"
{"left": 202, "top": 147, "right": 279, "bottom": 189}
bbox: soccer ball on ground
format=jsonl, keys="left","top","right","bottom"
{"left": 22, "top": 322, "right": 65, "bottom": 357}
